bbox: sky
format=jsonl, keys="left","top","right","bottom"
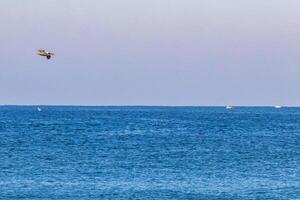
{"left": 1, "top": 0, "right": 300, "bottom": 106}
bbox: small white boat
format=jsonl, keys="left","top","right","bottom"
{"left": 226, "top": 105, "right": 233, "bottom": 109}
{"left": 37, "top": 107, "right": 42, "bottom": 112}
{"left": 274, "top": 105, "right": 282, "bottom": 109}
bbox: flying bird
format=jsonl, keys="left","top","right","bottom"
{"left": 37, "top": 49, "right": 55, "bottom": 60}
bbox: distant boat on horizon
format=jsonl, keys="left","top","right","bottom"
{"left": 226, "top": 105, "right": 233, "bottom": 109}
{"left": 274, "top": 105, "right": 282, "bottom": 109}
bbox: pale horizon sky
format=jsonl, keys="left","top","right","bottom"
{"left": 1, "top": 0, "right": 300, "bottom": 106}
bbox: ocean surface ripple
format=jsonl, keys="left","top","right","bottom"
{"left": 0, "top": 106, "right": 299, "bottom": 199}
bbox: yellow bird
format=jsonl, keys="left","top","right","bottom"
{"left": 37, "top": 49, "right": 55, "bottom": 60}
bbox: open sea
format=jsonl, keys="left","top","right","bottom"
{"left": 0, "top": 106, "right": 299, "bottom": 199}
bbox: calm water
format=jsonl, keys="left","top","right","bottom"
{"left": 0, "top": 106, "right": 299, "bottom": 199}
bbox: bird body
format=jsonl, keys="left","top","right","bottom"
{"left": 37, "top": 49, "right": 55, "bottom": 59}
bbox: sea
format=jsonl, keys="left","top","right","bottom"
{"left": 0, "top": 106, "right": 299, "bottom": 200}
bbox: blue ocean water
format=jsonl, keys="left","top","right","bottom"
{"left": 0, "top": 106, "right": 299, "bottom": 200}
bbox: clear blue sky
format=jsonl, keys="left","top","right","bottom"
{"left": 1, "top": 0, "right": 300, "bottom": 106}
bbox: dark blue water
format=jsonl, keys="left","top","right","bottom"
{"left": 0, "top": 106, "right": 299, "bottom": 199}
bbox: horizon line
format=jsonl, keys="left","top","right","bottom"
{"left": 0, "top": 104, "right": 295, "bottom": 107}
